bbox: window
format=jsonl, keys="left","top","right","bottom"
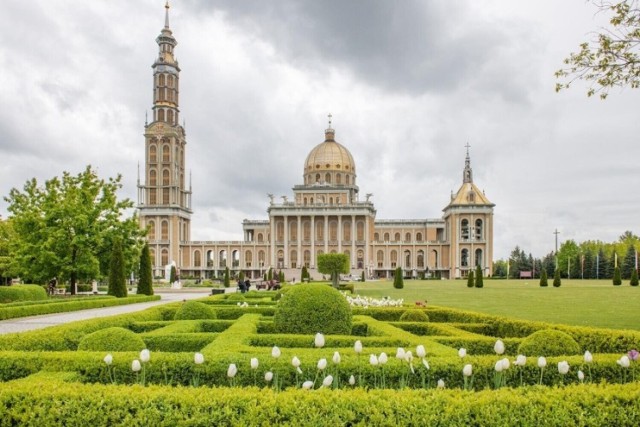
{"left": 304, "top": 250, "right": 310, "bottom": 268}
{"left": 475, "top": 249, "right": 483, "bottom": 267}
{"left": 357, "top": 222, "right": 364, "bottom": 241}
{"left": 161, "top": 249, "right": 168, "bottom": 267}
{"left": 162, "top": 145, "right": 170, "bottom": 162}
{"left": 404, "top": 250, "right": 411, "bottom": 268}
{"left": 245, "top": 250, "right": 252, "bottom": 268}
{"left": 377, "top": 250, "right": 384, "bottom": 268}
{"left": 405, "top": 232, "right": 411, "bottom": 242}
{"left": 303, "top": 221, "right": 310, "bottom": 240}
{"left": 390, "top": 250, "right": 397, "bottom": 268}
{"left": 416, "top": 232, "right": 423, "bottom": 242}
{"left": 384, "top": 232, "right": 389, "bottom": 242}
{"left": 475, "top": 219, "right": 483, "bottom": 240}
{"left": 461, "top": 249, "right": 469, "bottom": 267}
{"left": 289, "top": 220, "right": 297, "bottom": 241}
{"left": 343, "top": 221, "right": 351, "bottom": 241}
{"left": 219, "top": 250, "right": 227, "bottom": 268}
{"left": 194, "top": 250, "right": 201, "bottom": 267}
{"left": 147, "top": 220, "right": 156, "bottom": 240}
{"left": 149, "top": 144, "right": 157, "bottom": 162}
{"left": 149, "top": 169, "right": 157, "bottom": 186}
{"left": 316, "top": 221, "right": 324, "bottom": 240}
{"left": 374, "top": 232, "right": 379, "bottom": 241}
{"left": 336, "top": 174, "right": 342, "bottom": 185}
{"left": 276, "top": 221, "right": 284, "bottom": 242}
{"left": 329, "top": 221, "right": 338, "bottom": 241}
{"left": 162, "top": 169, "right": 169, "bottom": 185}
{"left": 257, "top": 233, "right": 264, "bottom": 242}
{"left": 394, "top": 232, "right": 401, "bottom": 242}
{"left": 417, "top": 250, "right": 425, "bottom": 268}
{"left": 325, "top": 173, "right": 331, "bottom": 183}
{"left": 161, "top": 221, "right": 168, "bottom": 240}
{"left": 461, "top": 219, "right": 470, "bottom": 240}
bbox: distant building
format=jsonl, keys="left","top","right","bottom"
{"left": 137, "top": 4, "right": 495, "bottom": 280}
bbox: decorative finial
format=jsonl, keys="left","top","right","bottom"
{"left": 327, "top": 113, "right": 333, "bottom": 129}
{"left": 465, "top": 142, "right": 471, "bottom": 156}
{"left": 145, "top": 110, "right": 148, "bottom": 126}
{"left": 164, "top": 1, "right": 170, "bottom": 29}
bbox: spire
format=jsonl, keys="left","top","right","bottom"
{"left": 164, "top": 1, "right": 170, "bottom": 29}
{"left": 463, "top": 142, "right": 473, "bottom": 183}
{"left": 324, "top": 113, "right": 335, "bottom": 141}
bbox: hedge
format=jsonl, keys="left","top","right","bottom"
{"left": 0, "top": 285, "right": 47, "bottom": 303}
{"left": 1, "top": 372, "right": 640, "bottom": 426}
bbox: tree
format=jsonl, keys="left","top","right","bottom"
{"left": 224, "top": 267, "right": 230, "bottom": 288}
{"left": 466, "top": 270, "right": 475, "bottom": 288}
{"left": 613, "top": 266, "right": 622, "bottom": 285}
{"left": 556, "top": 0, "right": 640, "bottom": 99}
{"left": 553, "top": 269, "right": 562, "bottom": 287}
{"left": 540, "top": 269, "right": 548, "bottom": 287}
{"left": 267, "top": 268, "right": 273, "bottom": 281}
{"left": 4, "top": 166, "right": 144, "bottom": 294}
{"left": 0, "top": 218, "right": 17, "bottom": 285}
{"left": 301, "top": 265, "right": 309, "bottom": 282}
{"left": 361, "top": 270, "right": 365, "bottom": 282}
{"left": 393, "top": 267, "right": 404, "bottom": 289}
{"left": 317, "top": 253, "right": 349, "bottom": 288}
{"left": 492, "top": 260, "right": 507, "bottom": 278}
{"left": 622, "top": 243, "right": 637, "bottom": 279}
{"left": 107, "top": 239, "right": 127, "bottom": 297}
{"left": 239, "top": 270, "right": 245, "bottom": 283}
{"left": 630, "top": 268, "right": 639, "bottom": 286}
{"left": 475, "top": 265, "right": 484, "bottom": 288}
{"left": 279, "top": 270, "right": 285, "bottom": 283}
{"left": 169, "top": 265, "right": 177, "bottom": 284}
{"left": 137, "top": 242, "right": 153, "bottom": 295}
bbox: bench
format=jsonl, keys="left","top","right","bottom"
{"left": 55, "top": 288, "right": 66, "bottom": 295}
{"left": 519, "top": 271, "right": 533, "bottom": 279}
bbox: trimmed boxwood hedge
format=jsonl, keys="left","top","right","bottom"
{"left": 173, "top": 301, "right": 217, "bottom": 320}
{"left": 518, "top": 329, "right": 581, "bottom": 356}
{"left": 399, "top": 309, "right": 429, "bottom": 322}
{"left": 0, "top": 285, "right": 48, "bottom": 303}
{"left": 77, "top": 327, "right": 146, "bottom": 352}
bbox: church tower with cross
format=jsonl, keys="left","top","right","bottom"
{"left": 137, "top": 2, "right": 192, "bottom": 276}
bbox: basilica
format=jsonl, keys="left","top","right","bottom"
{"left": 137, "top": 4, "right": 495, "bottom": 281}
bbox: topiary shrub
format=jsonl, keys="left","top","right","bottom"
{"left": 613, "top": 266, "right": 622, "bottom": 286}
{"left": 393, "top": 267, "right": 404, "bottom": 289}
{"left": 0, "top": 285, "right": 48, "bottom": 303}
{"left": 399, "top": 309, "right": 429, "bottom": 322}
{"left": 474, "top": 265, "right": 484, "bottom": 288}
{"left": 517, "top": 329, "right": 581, "bottom": 357}
{"left": 174, "top": 301, "right": 217, "bottom": 320}
{"left": 540, "top": 270, "right": 548, "bottom": 287}
{"left": 226, "top": 294, "right": 245, "bottom": 302}
{"left": 274, "top": 285, "right": 293, "bottom": 301}
{"left": 273, "top": 284, "right": 352, "bottom": 335}
{"left": 77, "top": 327, "right": 145, "bottom": 352}
{"left": 631, "top": 268, "right": 639, "bottom": 286}
{"left": 466, "top": 270, "right": 474, "bottom": 288}
{"left": 553, "top": 269, "right": 562, "bottom": 287}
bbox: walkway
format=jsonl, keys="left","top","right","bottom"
{"left": 0, "top": 289, "right": 219, "bottom": 335}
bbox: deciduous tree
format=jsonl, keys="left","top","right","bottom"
{"left": 317, "top": 253, "right": 349, "bottom": 288}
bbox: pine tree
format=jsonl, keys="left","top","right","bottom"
{"left": 279, "top": 270, "right": 285, "bottom": 282}
{"left": 539, "top": 269, "right": 548, "bottom": 287}
{"left": 137, "top": 242, "right": 153, "bottom": 295}
{"left": 613, "top": 266, "right": 622, "bottom": 286}
{"left": 393, "top": 267, "right": 404, "bottom": 289}
{"left": 224, "top": 267, "right": 230, "bottom": 288}
{"left": 553, "top": 268, "right": 561, "bottom": 287}
{"left": 622, "top": 244, "right": 636, "bottom": 279}
{"left": 108, "top": 239, "right": 127, "bottom": 297}
{"left": 466, "top": 270, "right": 474, "bottom": 288}
{"left": 169, "top": 265, "right": 177, "bottom": 284}
{"left": 301, "top": 265, "right": 308, "bottom": 281}
{"left": 630, "top": 268, "right": 639, "bottom": 287}
{"left": 361, "top": 271, "right": 365, "bottom": 282}
{"left": 267, "top": 268, "right": 273, "bottom": 281}
{"left": 474, "top": 265, "right": 484, "bottom": 288}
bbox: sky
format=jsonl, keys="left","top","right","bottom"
{"left": 1, "top": 0, "right": 638, "bottom": 260}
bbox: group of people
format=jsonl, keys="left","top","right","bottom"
{"left": 237, "top": 279, "right": 252, "bottom": 293}
{"left": 238, "top": 279, "right": 281, "bottom": 292}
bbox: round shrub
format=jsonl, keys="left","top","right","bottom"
{"left": 0, "top": 285, "right": 48, "bottom": 303}
{"left": 274, "top": 284, "right": 293, "bottom": 301}
{"left": 78, "top": 327, "right": 145, "bottom": 352}
{"left": 399, "top": 309, "right": 429, "bottom": 322}
{"left": 226, "top": 294, "right": 245, "bottom": 302}
{"left": 274, "top": 284, "right": 352, "bottom": 335}
{"left": 174, "top": 301, "right": 217, "bottom": 320}
{"left": 517, "top": 329, "right": 581, "bottom": 357}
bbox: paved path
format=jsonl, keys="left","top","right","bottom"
{"left": 0, "top": 290, "right": 218, "bottom": 335}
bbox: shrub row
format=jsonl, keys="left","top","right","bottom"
{"left": 0, "top": 285, "right": 47, "bottom": 303}
{"left": 1, "top": 295, "right": 114, "bottom": 308}
{"left": 0, "top": 294, "right": 160, "bottom": 321}
{"left": 1, "top": 372, "right": 640, "bottom": 426}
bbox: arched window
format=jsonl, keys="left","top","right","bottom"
{"left": 149, "top": 145, "right": 157, "bottom": 162}
{"left": 303, "top": 221, "right": 310, "bottom": 240}
{"left": 405, "top": 232, "right": 411, "bottom": 242}
{"left": 417, "top": 250, "right": 425, "bottom": 268}
{"left": 277, "top": 250, "right": 284, "bottom": 268}
{"left": 394, "top": 232, "right": 401, "bottom": 242}
{"left": 384, "top": 232, "right": 390, "bottom": 242}
{"left": 161, "top": 249, "right": 169, "bottom": 267}
{"left": 290, "top": 250, "right": 297, "bottom": 268}
{"left": 325, "top": 173, "right": 331, "bottom": 183}
{"left": 461, "top": 219, "right": 470, "bottom": 240}
{"left": 404, "top": 250, "right": 411, "bottom": 268}
{"left": 149, "top": 189, "right": 157, "bottom": 204}
{"left": 374, "top": 232, "right": 379, "bottom": 241}
{"left": 343, "top": 221, "right": 351, "bottom": 241}
{"left": 159, "top": 74, "right": 165, "bottom": 86}
{"left": 289, "top": 221, "right": 297, "bottom": 241}
{"left": 315, "top": 174, "right": 321, "bottom": 183}
{"left": 304, "top": 250, "right": 310, "bottom": 268}
{"left": 257, "top": 233, "right": 263, "bottom": 242}
{"left": 461, "top": 249, "right": 469, "bottom": 267}
{"left": 475, "top": 249, "right": 483, "bottom": 267}
{"left": 245, "top": 250, "right": 253, "bottom": 268}
{"left": 149, "top": 169, "right": 157, "bottom": 186}
{"left": 416, "top": 232, "right": 423, "bottom": 242}
{"left": 167, "top": 75, "right": 174, "bottom": 88}
{"left": 346, "top": 175, "right": 350, "bottom": 185}
{"left": 162, "top": 188, "right": 169, "bottom": 204}
{"left": 357, "top": 222, "right": 364, "bottom": 241}
{"left": 161, "top": 221, "right": 169, "bottom": 240}
{"left": 206, "top": 250, "right": 214, "bottom": 267}
{"left": 258, "top": 250, "right": 265, "bottom": 267}
{"left": 231, "top": 250, "right": 239, "bottom": 268}
{"left": 357, "top": 249, "right": 364, "bottom": 269}
{"left": 162, "top": 145, "right": 170, "bottom": 162}
{"left": 219, "top": 250, "right": 227, "bottom": 268}
{"left": 475, "top": 219, "right": 484, "bottom": 240}
{"left": 162, "top": 169, "right": 170, "bottom": 185}
{"left": 377, "top": 250, "right": 384, "bottom": 268}
{"left": 158, "top": 109, "right": 165, "bottom": 122}
{"left": 336, "top": 174, "right": 342, "bottom": 185}
{"left": 390, "top": 250, "right": 398, "bottom": 268}
{"left": 147, "top": 220, "right": 156, "bottom": 240}
{"left": 276, "top": 221, "right": 284, "bottom": 242}
{"left": 316, "top": 221, "right": 324, "bottom": 240}
{"left": 194, "top": 250, "right": 201, "bottom": 267}
{"left": 431, "top": 250, "right": 439, "bottom": 268}
{"left": 168, "top": 110, "right": 174, "bottom": 125}
{"left": 329, "top": 221, "right": 338, "bottom": 241}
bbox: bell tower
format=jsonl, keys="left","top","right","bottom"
{"left": 138, "top": 1, "right": 192, "bottom": 278}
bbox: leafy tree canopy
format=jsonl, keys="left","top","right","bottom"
{"left": 4, "top": 166, "right": 144, "bottom": 293}
{"left": 317, "top": 253, "right": 349, "bottom": 287}
{"left": 556, "top": 0, "right": 640, "bottom": 98}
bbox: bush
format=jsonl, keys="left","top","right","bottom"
{"left": 338, "top": 283, "right": 354, "bottom": 294}
{"left": 226, "top": 294, "right": 245, "bottom": 302}
{"left": 613, "top": 266, "right": 622, "bottom": 286}
{"left": 517, "top": 329, "right": 581, "bottom": 357}
{"left": 274, "top": 285, "right": 293, "bottom": 301}
{"left": 393, "top": 267, "right": 404, "bottom": 289}
{"left": 108, "top": 239, "right": 127, "bottom": 298}
{"left": 273, "top": 284, "right": 352, "bottom": 335}
{"left": 174, "top": 301, "right": 217, "bottom": 320}
{"left": 540, "top": 270, "right": 548, "bottom": 287}
{"left": 77, "top": 327, "right": 145, "bottom": 352}
{"left": 0, "top": 285, "right": 48, "bottom": 303}
{"left": 137, "top": 243, "right": 154, "bottom": 295}
{"left": 475, "top": 265, "right": 484, "bottom": 288}
{"left": 553, "top": 269, "right": 561, "bottom": 287}
{"left": 399, "top": 309, "right": 429, "bottom": 322}
{"left": 631, "top": 269, "right": 639, "bottom": 286}
{"left": 466, "top": 271, "right": 474, "bottom": 288}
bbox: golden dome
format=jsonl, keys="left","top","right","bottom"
{"left": 304, "top": 128, "right": 356, "bottom": 175}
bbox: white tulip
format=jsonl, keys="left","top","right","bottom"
{"left": 291, "top": 356, "right": 301, "bottom": 368}
{"left": 317, "top": 358, "right": 327, "bottom": 371}
{"left": 578, "top": 370, "right": 585, "bottom": 382}
{"left": 348, "top": 375, "right": 356, "bottom": 386}
{"left": 617, "top": 355, "right": 631, "bottom": 368}
{"left": 501, "top": 358, "right": 510, "bottom": 371}
{"left": 437, "top": 379, "right": 445, "bottom": 388}
{"left": 396, "top": 347, "right": 406, "bottom": 360}
{"left": 315, "top": 333, "right": 325, "bottom": 348}
{"left": 494, "top": 340, "right": 505, "bottom": 355}
{"left": 271, "top": 346, "right": 281, "bottom": 359}
{"left": 264, "top": 371, "right": 273, "bottom": 382}
{"left": 103, "top": 354, "right": 113, "bottom": 365}
{"left": 494, "top": 360, "right": 504, "bottom": 373}
{"left": 458, "top": 348, "right": 467, "bottom": 358}
{"left": 250, "top": 357, "right": 259, "bottom": 370}
{"left": 416, "top": 345, "right": 426, "bottom": 359}
{"left": 194, "top": 353, "right": 205, "bottom": 365}
{"left": 584, "top": 351, "right": 593, "bottom": 364}
{"left": 354, "top": 340, "right": 363, "bottom": 354}
{"left": 131, "top": 359, "right": 141, "bottom": 372}
{"left": 332, "top": 351, "right": 341, "bottom": 365}
{"left": 227, "top": 363, "right": 238, "bottom": 378}
{"left": 463, "top": 364, "right": 473, "bottom": 377}
{"left": 369, "top": 354, "right": 379, "bottom": 366}
{"left": 140, "top": 349, "right": 150, "bottom": 363}
{"left": 537, "top": 356, "right": 547, "bottom": 368}
{"left": 302, "top": 380, "right": 314, "bottom": 390}
{"left": 557, "top": 361, "right": 570, "bottom": 375}
{"left": 378, "top": 352, "right": 388, "bottom": 365}
{"left": 322, "top": 375, "right": 334, "bottom": 388}
{"left": 514, "top": 355, "right": 526, "bottom": 366}
{"left": 404, "top": 351, "right": 414, "bottom": 363}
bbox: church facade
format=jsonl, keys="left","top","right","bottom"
{"left": 137, "top": 4, "right": 495, "bottom": 281}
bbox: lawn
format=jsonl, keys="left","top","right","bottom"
{"left": 354, "top": 279, "right": 640, "bottom": 331}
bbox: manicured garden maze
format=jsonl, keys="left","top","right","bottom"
{"left": 0, "top": 286, "right": 639, "bottom": 425}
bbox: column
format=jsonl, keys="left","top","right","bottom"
{"left": 310, "top": 215, "right": 315, "bottom": 268}
{"left": 364, "top": 215, "right": 370, "bottom": 272}
{"left": 297, "top": 215, "right": 302, "bottom": 269}
{"left": 351, "top": 215, "right": 356, "bottom": 268}
{"left": 270, "top": 216, "right": 275, "bottom": 271}
{"left": 324, "top": 215, "right": 329, "bottom": 254}
{"left": 284, "top": 215, "right": 289, "bottom": 268}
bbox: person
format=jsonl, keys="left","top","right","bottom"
{"left": 237, "top": 279, "right": 246, "bottom": 293}
{"left": 244, "top": 279, "right": 251, "bottom": 292}
{"left": 48, "top": 277, "right": 57, "bottom": 296}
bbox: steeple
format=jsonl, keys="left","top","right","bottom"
{"left": 463, "top": 142, "right": 473, "bottom": 183}
{"left": 324, "top": 113, "right": 335, "bottom": 141}
{"left": 152, "top": 1, "right": 180, "bottom": 126}
{"left": 164, "top": 1, "right": 170, "bottom": 29}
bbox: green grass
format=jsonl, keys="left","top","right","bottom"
{"left": 354, "top": 279, "right": 640, "bottom": 331}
